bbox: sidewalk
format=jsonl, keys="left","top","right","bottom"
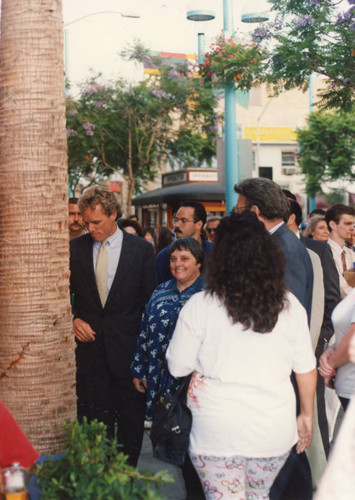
{"left": 138, "top": 430, "right": 186, "bottom": 500}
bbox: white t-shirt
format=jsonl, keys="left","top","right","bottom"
{"left": 166, "top": 291, "right": 316, "bottom": 458}
{"left": 333, "top": 288, "right": 355, "bottom": 399}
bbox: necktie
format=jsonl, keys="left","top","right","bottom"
{"left": 96, "top": 240, "right": 108, "bottom": 307}
{"left": 341, "top": 250, "right": 347, "bottom": 273}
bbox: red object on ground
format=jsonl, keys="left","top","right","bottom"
{"left": 0, "top": 402, "right": 39, "bottom": 468}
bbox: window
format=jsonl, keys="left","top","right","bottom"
{"left": 259, "top": 167, "right": 273, "bottom": 180}
{"left": 281, "top": 151, "right": 296, "bottom": 166}
{"left": 281, "top": 151, "right": 297, "bottom": 175}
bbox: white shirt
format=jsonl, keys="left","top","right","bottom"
{"left": 167, "top": 291, "right": 316, "bottom": 458}
{"left": 333, "top": 288, "right": 355, "bottom": 399}
{"left": 327, "top": 238, "right": 354, "bottom": 298}
{"left": 268, "top": 220, "right": 284, "bottom": 235}
{"left": 93, "top": 226, "right": 123, "bottom": 294}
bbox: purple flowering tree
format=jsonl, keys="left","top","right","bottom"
{"left": 253, "top": 0, "right": 354, "bottom": 110}
{"left": 66, "top": 47, "right": 219, "bottom": 213}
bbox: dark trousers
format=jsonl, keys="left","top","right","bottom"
{"left": 315, "top": 342, "right": 331, "bottom": 458}
{"left": 339, "top": 396, "right": 349, "bottom": 412}
{"left": 77, "top": 373, "right": 146, "bottom": 467}
{"left": 270, "top": 447, "right": 313, "bottom": 500}
{"left": 270, "top": 372, "right": 313, "bottom": 500}
{"left": 180, "top": 454, "right": 205, "bottom": 500}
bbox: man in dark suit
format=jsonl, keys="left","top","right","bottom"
{"left": 234, "top": 178, "right": 314, "bottom": 500}
{"left": 70, "top": 186, "right": 157, "bottom": 466}
{"left": 284, "top": 192, "right": 340, "bottom": 461}
{"left": 234, "top": 178, "right": 313, "bottom": 321}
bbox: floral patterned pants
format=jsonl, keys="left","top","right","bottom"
{"left": 189, "top": 451, "right": 290, "bottom": 500}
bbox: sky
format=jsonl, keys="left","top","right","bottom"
{"left": 62, "top": 0, "right": 268, "bottom": 94}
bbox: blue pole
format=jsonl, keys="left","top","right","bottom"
{"left": 223, "top": 0, "right": 239, "bottom": 214}
{"left": 308, "top": 73, "right": 316, "bottom": 213}
{"left": 197, "top": 33, "right": 205, "bottom": 64}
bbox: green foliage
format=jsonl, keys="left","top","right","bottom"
{"left": 200, "top": 34, "right": 267, "bottom": 90}
{"left": 166, "top": 128, "right": 215, "bottom": 169}
{"left": 296, "top": 110, "right": 355, "bottom": 196}
{"left": 326, "top": 190, "right": 346, "bottom": 205}
{"left": 35, "top": 419, "right": 173, "bottom": 500}
{"left": 66, "top": 46, "right": 220, "bottom": 212}
{"left": 252, "top": 0, "right": 355, "bottom": 110}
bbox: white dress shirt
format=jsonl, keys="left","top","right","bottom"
{"left": 93, "top": 226, "right": 123, "bottom": 295}
{"left": 268, "top": 220, "right": 284, "bottom": 235}
{"left": 327, "top": 238, "right": 354, "bottom": 298}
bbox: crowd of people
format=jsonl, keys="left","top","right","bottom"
{"left": 65, "top": 179, "right": 355, "bottom": 500}
{"left": 3, "top": 178, "right": 355, "bottom": 498}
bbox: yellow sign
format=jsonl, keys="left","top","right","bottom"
{"left": 243, "top": 126, "right": 297, "bottom": 142}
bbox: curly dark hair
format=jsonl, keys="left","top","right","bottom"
{"left": 206, "top": 211, "right": 288, "bottom": 333}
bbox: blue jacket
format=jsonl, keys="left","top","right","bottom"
{"left": 273, "top": 223, "right": 313, "bottom": 325}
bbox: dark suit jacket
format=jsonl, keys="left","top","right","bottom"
{"left": 273, "top": 224, "right": 313, "bottom": 322}
{"left": 300, "top": 235, "right": 340, "bottom": 343}
{"left": 70, "top": 231, "right": 157, "bottom": 378}
{"left": 271, "top": 225, "right": 314, "bottom": 500}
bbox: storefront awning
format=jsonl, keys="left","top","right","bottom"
{"left": 132, "top": 183, "right": 225, "bottom": 206}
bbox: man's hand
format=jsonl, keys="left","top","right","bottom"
{"left": 324, "top": 375, "right": 335, "bottom": 389}
{"left": 132, "top": 378, "right": 147, "bottom": 394}
{"left": 319, "top": 347, "right": 336, "bottom": 378}
{"left": 73, "top": 318, "right": 96, "bottom": 342}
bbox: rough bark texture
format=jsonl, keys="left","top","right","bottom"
{"left": 0, "top": 0, "right": 76, "bottom": 454}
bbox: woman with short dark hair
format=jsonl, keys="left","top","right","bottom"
{"left": 131, "top": 237, "right": 206, "bottom": 498}
{"left": 131, "top": 237, "right": 204, "bottom": 421}
{"left": 167, "top": 212, "right": 317, "bottom": 500}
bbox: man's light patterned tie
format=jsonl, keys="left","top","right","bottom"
{"left": 96, "top": 239, "right": 108, "bottom": 307}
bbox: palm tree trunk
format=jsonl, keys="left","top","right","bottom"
{"left": 0, "top": 0, "right": 76, "bottom": 454}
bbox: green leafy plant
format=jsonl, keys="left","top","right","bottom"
{"left": 200, "top": 34, "right": 267, "bottom": 90}
{"left": 35, "top": 419, "right": 173, "bottom": 500}
{"left": 296, "top": 110, "right": 355, "bottom": 196}
{"left": 66, "top": 43, "right": 220, "bottom": 214}
{"left": 252, "top": 0, "right": 355, "bottom": 110}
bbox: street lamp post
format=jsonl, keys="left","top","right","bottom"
{"left": 188, "top": 2, "right": 268, "bottom": 214}
{"left": 223, "top": 0, "right": 238, "bottom": 214}
{"left": 224, "top": 1, "right": 269, "bottom": 213}
{"left": 308, "top": 73, "right": 316, "bottom": 213}
{"left": 186, "top": 10, "right": 216, "bottom": 64}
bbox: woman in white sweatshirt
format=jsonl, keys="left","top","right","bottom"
{"left": 167, "top": 211, "right": 317, "bottom": 500}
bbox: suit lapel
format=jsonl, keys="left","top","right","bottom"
{"left": 82, "top": 235, "right": 102, "bottom": 306}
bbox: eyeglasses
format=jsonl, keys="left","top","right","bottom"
{"left": 172, "top": 217, "right": 195, "bottom": 225}
{"left": 232, "top": 206, "right": 250, "bottom": 214}
{"left": 206, "top": 227, "right": 216, "bottom": 233}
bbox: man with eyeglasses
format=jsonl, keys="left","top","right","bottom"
{"left": 155, "top": 201, "right": 213, "bottom": 284}
{"left": 234, "top": 177, "right": 314, "bottom": 500}
{"left": 206, "top": 216, "right": 221, "bottom": 242}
